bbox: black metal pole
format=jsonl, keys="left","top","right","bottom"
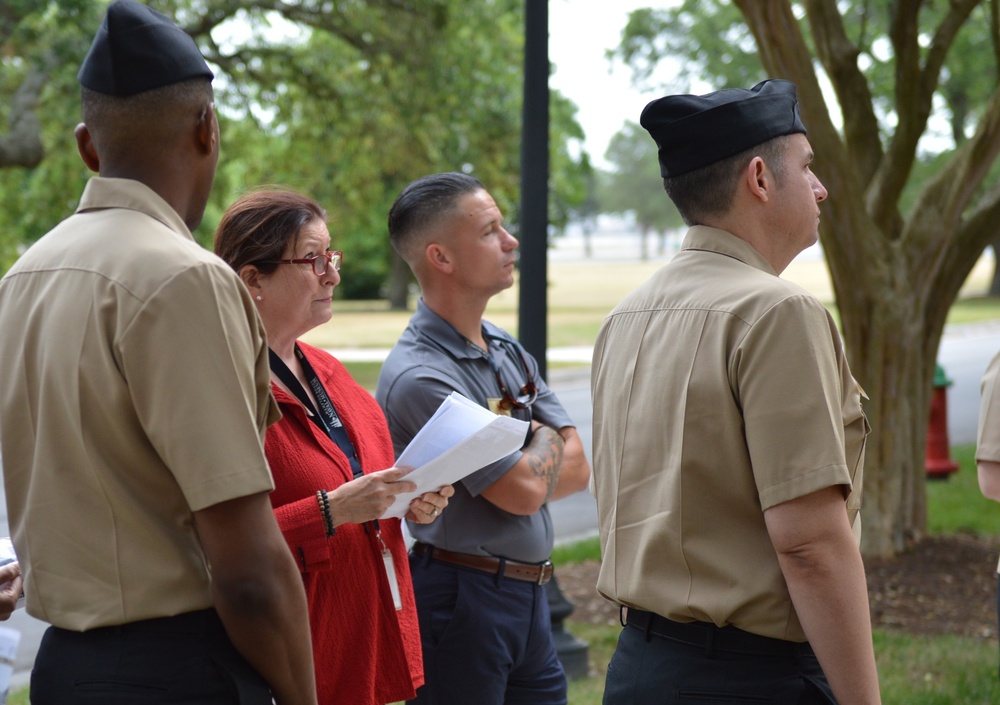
{"left": 520, "top": 0, "right": 589, "bottom": 681}
{"left": 518, "top": 0, "right": 548, "bottom": 379}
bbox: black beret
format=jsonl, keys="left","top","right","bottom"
{"left": 640, "top": 79, "right": 806, "bottom": 178}
{"left": 77, "top": 0, "right": 213, "bottom": 97}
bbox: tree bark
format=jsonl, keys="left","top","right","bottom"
{"left": 386, "top": 249, "right": 411, "bottom": 311}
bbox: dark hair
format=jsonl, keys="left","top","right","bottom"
{"left": 664, "top": 135, "right": 788, "bottom": 226}
{"left": 81, "top": 78, "right": 213, "bottom": 157}
{"left": 214, "top": 189, "right": 327, "bottom": 274}
{"left": 387, "top": 172, "right": 485, "bottom": 262}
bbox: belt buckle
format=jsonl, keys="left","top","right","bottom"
{"left": 538, "top": 560, "right": 553, "bottom": 585}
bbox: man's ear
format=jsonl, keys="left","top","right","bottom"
{"left": 745, "top": 156, "right": 770, "bottom": 203}
{"left": 74, "top": 123, "right": 100, "bottom": 173}
{"left": 426, "top": 243, "right": 454, "bottom": 274}
{"left": 195, "top": 103, "right": 218, "bottom": 156}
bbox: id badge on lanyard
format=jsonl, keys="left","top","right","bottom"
{"left": 376, "top": 530, "right": 403, "bottom": 611}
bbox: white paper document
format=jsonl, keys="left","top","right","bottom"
{"left": 383, "top": 392, "right": 528, "bottom": 519}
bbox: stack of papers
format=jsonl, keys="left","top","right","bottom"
{"left": 383, "top": 392, "right": 528, "bottom": 518}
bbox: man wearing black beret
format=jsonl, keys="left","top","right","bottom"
{"left": 591, "top": 80, "right": 881, "bottom": 703}
{"left": 0, "top": 1, "right": 317, "bottom": 702}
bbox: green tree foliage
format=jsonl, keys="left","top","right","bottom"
{"left": 614, "top": 0, "right": 1000, "bottom": 556}
{"left": 599, "top": 121, "right": 682, "bottom": 259}
{"left": 190, "top": 0, "right": 532, "bottom": 300}
{"left": 0, "top": 0, "right": 591, "bottom": 306}
{"left": 0, "top": 0, "right": 100, "bottom": 270}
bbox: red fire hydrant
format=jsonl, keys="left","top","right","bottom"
{"left": 926, "top": 363, "right": 959, "bottom": 479}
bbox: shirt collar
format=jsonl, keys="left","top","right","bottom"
{"left": 76, "top": 177, "right": 195, "bottom": 243}
{"left": 411, "top": 298, "right": 508, "bottom": 361}
{"left": 681, "top": 225, "right": 778, "bottom": 277}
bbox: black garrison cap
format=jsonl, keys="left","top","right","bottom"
{"left": 77, "top": 0, "right": 213, "bottom": 97}
{"left": 640, "top": 79, "right": 806, "bottom": 178}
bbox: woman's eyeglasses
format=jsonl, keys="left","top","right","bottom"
{"left": 484, "top": 334, "right": 538, "bottom": 411}
{"left": 259, "top": 250, "right": 342, "bottom": 276}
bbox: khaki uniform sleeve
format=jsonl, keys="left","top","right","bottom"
{"left": 734, "top": 295, "right": 854, "bottom": 510}
{"left": 978, "top": 351, "right": 1000, "bottom": 462}
{"left": 120, "top": 261, "right": 276, "bottom": 511}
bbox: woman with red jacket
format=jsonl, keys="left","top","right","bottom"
{"left": 215, "top": 189, "right": 452, "bottom": 704}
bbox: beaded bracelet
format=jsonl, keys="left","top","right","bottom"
{"left": 316, "top": 489, "right": 336, "bottom": 537}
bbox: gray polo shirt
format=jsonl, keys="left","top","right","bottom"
{"left": 376, "top": 299, "right": 574, "bottom": 563}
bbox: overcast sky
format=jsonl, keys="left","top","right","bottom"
{"left": 548, "top": 0, "right": 682, "bottom": 169}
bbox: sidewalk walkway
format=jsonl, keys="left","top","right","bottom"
{"left": 327, "top": 346, "right": 595, "bottom": 364}
{"left": 327, "top": 318, "right": 1000, "bottom": 365}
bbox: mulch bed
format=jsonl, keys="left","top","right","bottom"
{"left": 556, "top": 534, "right": 1000, "bottom": 640}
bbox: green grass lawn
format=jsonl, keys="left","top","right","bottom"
{"left": 928, "top": 444, "right": 1000, "bottom": 535}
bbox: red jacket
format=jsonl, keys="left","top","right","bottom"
{"left": 266, "top": 342, "right": 422, "bottom": 704}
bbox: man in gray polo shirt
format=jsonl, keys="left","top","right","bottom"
{"left": 376, "top": 172, "right": 591, "bottom": 705}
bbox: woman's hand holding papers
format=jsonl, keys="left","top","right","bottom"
{"left": 327, "top": 468, "right": 418, "bottom": 527}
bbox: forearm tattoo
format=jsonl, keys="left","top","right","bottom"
{"left": 528, "top": 426, "right": 564, "bottom": 503}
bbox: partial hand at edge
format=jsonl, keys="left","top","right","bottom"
{"left": 405, "top": 484, "right": 456, "bottom": 524}
{"left": 0, "top": 562, "right": 21, "bottom": 621}
{"left": 978, "top": 460, "right": 1000, "bottom": 503}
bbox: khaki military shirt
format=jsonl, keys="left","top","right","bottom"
{"left": 977, "top": 351, "right": 1000, "bottom": 571}
{"left": 977, "top": 351, "right": 1000, "bottom": 463}
{"left": 0, "top": 178, "right": 279, "bottom": 630}
{"left": 591, "top": 226, "right": 868, "bottom": 642}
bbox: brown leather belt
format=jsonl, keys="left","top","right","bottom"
{"left": 412, "top": 542, "right": 553, "bottom": 585}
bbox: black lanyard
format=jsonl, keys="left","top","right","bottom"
{"left": 268, "top": 346, "right": 363, "bottom": 479}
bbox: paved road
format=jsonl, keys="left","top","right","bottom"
{"left": 4, "top": 324, "right": 999, "bottom": 685}
{"left": 938, "top": 322, "right": 1000, "bottom": 445}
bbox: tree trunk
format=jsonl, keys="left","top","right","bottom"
{"left": 833, "top": 254, "right": 935, "bottom": 556}
{"left": 990, "top": 242, "right": 1000, "bottom": 297}
{"left": 386, "top": 250, "right": 411, "bottom": 311}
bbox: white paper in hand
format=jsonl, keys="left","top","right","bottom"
{"left": 384, "top": 392, "right": 528, "bottom": 518}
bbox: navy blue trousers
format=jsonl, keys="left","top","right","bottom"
{"left": 407, "top": 554, "right": 567, "bottom": 705}
{"left": 30, "top": 609, "right": 271, "bottom": 704}
{"left": 603, "top": 619, "right": 838, "bottom": 705}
